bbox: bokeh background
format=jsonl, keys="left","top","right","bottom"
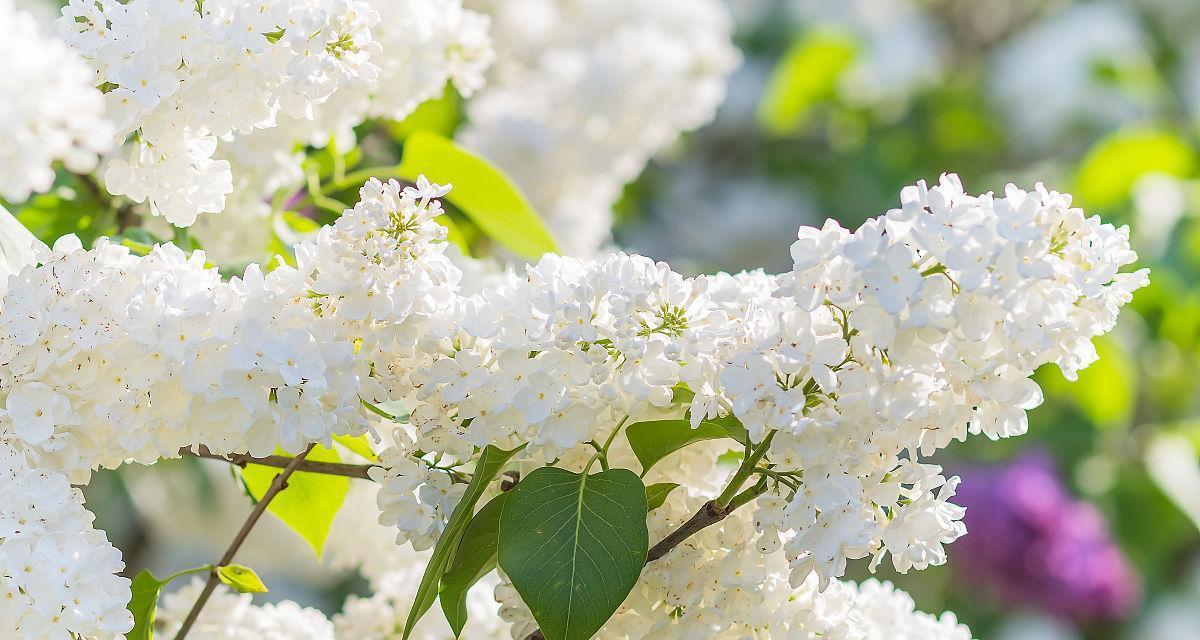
{"left": 12, "top": 0, "right": 1200, "bottom": 638}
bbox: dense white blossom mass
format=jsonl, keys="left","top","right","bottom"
{"left": 0, "top": 173, "right": 1143, "bottom": 638}
{"left": 57, "top": 0, "right": 383, "bottom": 226}
{"left": 371, "top": 174, "right": 1146, "bottom": 589}
{"left": 0, "top": 445, "right": 133, "bottom": 639}
{"left": 0, "top": 0, "right": 113, "bottom": 202}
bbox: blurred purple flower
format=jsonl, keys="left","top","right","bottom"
{"left": 952, "top": 452, "right": 1141, "bottom": 622}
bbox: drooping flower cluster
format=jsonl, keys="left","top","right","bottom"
{"left": 953, "top": 452, "right": 1141, "bottom": 622}
{"left": 495, "top": 493, "right": 971, "bottom": 639}
{"left": 191, "top": 0, "right": 493, "bottom": 263}
{"left": 0, "top": 445, "right": 132, "bottom": 638}
{"left": 371, "top": 174, "right": 1148, "bottom": 589}
{"left": 57, "top": 0, "right": 382, "bottom": 226}
{"left": 0, "top": 178, "right": 455, "bottom": 481}
{"left": 0, "top": 0, "right": 113, "bottom": 202}
{"left": 458, "top": 0, "right": 741, "bottom": 255}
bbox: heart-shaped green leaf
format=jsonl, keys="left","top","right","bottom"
{"left": 498, "top": 467, "right": 648, "bottom": 640}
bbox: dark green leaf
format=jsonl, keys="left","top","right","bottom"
{"left": 439, "top": 492, "right": 508, "bottom": 636}
{"left": 216, "top": 564, "right": 268, "bottom": 594}
{"left": 498, "top": 467, "right": 649, "bottom": 640}
{"left": 625, "top": 418, "right": 749, "bottom": 475}
{"left": 242, "top": 445, "right": 350, "bottom": 559}
{"left": 404, "top": 444, "right": 526, "bottom": 639}
{"left": 645, "top": 483, "right": 681, "bottom": 512}
{"left": 397, "top": 131, "right": 558, "bottom": 258}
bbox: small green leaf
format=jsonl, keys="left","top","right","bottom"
{"left": 126, "top": 570, "right": 167, "bottom": 640}
{"left": 758, "top": 29, "right": 858, "bottom": 136}
{"left": 439, "top": 492, "right": 508, "bottom": 636}
{"left": 625, "top": 418, "right": 749, "bottom": 475}
{"left": 645, "top": 482, "right": 681, "bottom": 512}
{"left": 404, "top": 444, "right": 527, "bottom": 639}
{"left": 216, "top": 564, "right": 268, "bottom": 594}
{"left": 242, "top": 445, "right": 350, "bottom": 559}
{"left": 397, "top": 131, "right": 558, "bottom": 258}
{"left": 498, "top": 467, "right": 649, "bottom": 640}
{"left": 333, "top": 433, "right": 378, "bottom": 461}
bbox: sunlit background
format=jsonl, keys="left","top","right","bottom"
{"left": 13, "top": 0, "right": 1200, "bottom": 638}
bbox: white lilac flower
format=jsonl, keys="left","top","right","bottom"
{"left": 57, "top": 0, "right": 382, "bottom": 226}
{"left": 157, "top": 578, "right": 336, "bottom": 640}
{"left": 0, "top": 177, "right": 457, "bottom": 481}
{"left": 458, "top": 0, "right": 741, "bottom": 256}
{"left": 0, "top": 445, "right": 133, "bottom": 638}
{"left": 1, "top": 174, "right": 1146, "bottom": 625}
{"left": 369, "top": 173, "right": 1146, "bottom": 590}
{"left": 0, "top": 0, "right": 113, "bottom": 202}
{"left": 195, "top": 0, "right": 493, "bottom": 261}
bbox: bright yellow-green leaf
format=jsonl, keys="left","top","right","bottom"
{"left": 758, "top": 29, "right": 858, "bottom": 136}
{"left": 333, "top": 434, "right": 378, "bottom": 462}
{"left": 387, "top": 85, "right": 463, "bottom": 140}
{"left": 126, "top": 570, "right": 166, "bottom": 640}
{"left": 397, "top": 131, "right": 558, "bottom": 258}
{"left": 1042, "top": 337, "right": 1137, "bottom": 429}
{"left": 216, "top": 564, "right": 269, "bottom": 594}
{"left": 242, "top": 446, "right": 350, "bottom": 559}
{"left": 1074, "top": 128, "right": 1196, "bottom": 208}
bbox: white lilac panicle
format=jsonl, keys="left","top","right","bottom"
{"left": 459, "top": 0, "right": 740, "bottom": 256}
{"left": 495, "top": 494, "right": 972, "bottom": 639}
{"left": 372, "top": 174, "right": 1146, "bottom": 589}
{"left": 0, "top": 177, "right": 456, "bottom": 481}
{"left": 158, "top": 579, "right": 335, "bottom": 640}
{"left": 57, "top": 0, "right": 382, "bottom": 226}
{"left": 0, "top": 0, "right": 113, "bottom": 202}
{"left": 198, "top": 0, "right": 493, "bottom": 261}
{"left": 0, "top": 445, "right": 133, "bottom": 639}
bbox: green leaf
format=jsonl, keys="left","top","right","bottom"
{"left": 387, "top": 84, "right": 464, "bottom": 140}
{"left": 242, "top": 445, "right": 350, "bottom": 559}
{"left": 126, "top": 570, "right": 167, "bottom": 640}
{"left": 404, "top": 444, "right": 527, "bottom": 639}
{"left": 645, "top": 483, "right": 680, "bottom": 512}
{"left": 625, "top": 418, "right": 749, "bottom": 475}
{"left": 439, "top": 492, "right": 508, "bottom": 637}
{"left": 758, "top": 29, "right": 858, "bottom": 136}
{"left": 498, "top": 467, "right": 649, "bottom": 640}
{"left": 333, "top": 433, "right": 378, "bottom": 461}
{"left": 397, "top": 131, "right": 558, "bottom": 258}
{"left": 216, "top": 564, "right": 268, "bottom": 594}
{"left": 1074, "top": 128, "right": 1196, "bottom": 208}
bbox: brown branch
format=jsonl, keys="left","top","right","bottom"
{"left": 182, "top": 445, "right": 378, "bottom": 480}
{"left": 173, "top": 443, "right": 317, "bottom": 640}
{"left": 521, "top": 484, "right": 766, "bottom": 640}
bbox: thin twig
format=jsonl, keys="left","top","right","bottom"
{"left": 182, "top": 445, "right": 378, "bottom": 480}
{"left": 173, "top": 443, "right": 317, "bottom": 640}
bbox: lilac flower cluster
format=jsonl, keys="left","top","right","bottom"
{"left": 953, "top": 452, "right": 1141, "bottom": 622}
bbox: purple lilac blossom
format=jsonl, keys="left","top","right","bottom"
{"left": 952, "top": 452, "right": 1141, "bottom": 622}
